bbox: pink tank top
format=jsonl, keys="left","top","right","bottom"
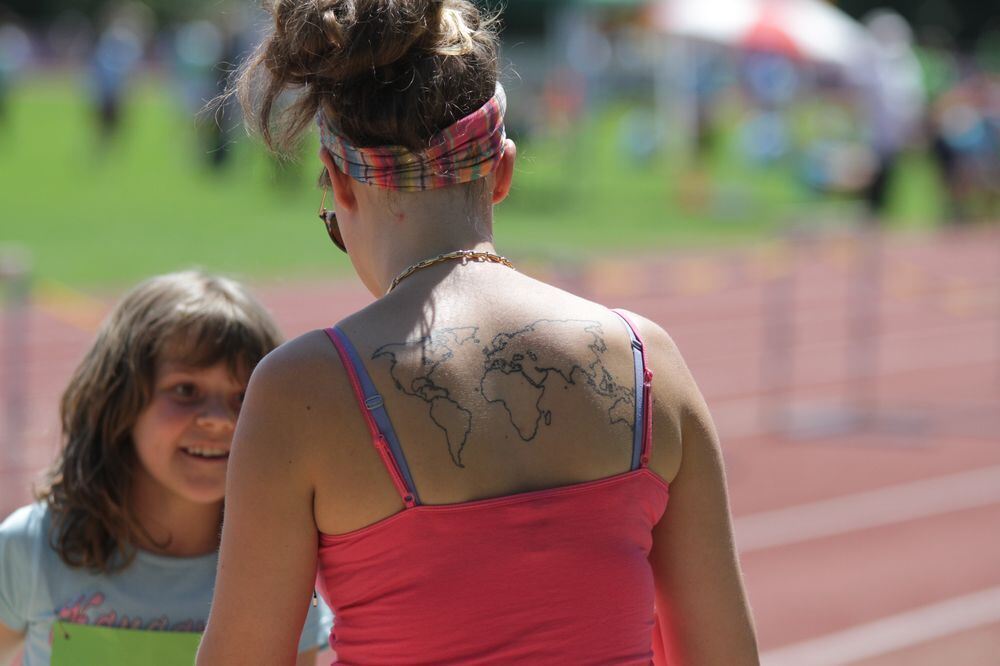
{"left": 318, "top": 311, "right": 670, "bottom": 665}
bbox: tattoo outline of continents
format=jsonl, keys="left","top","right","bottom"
{"left": 480, "top": 319, "right": 636, "bottom": 442}
{"left": 372, "top": 320, "right": 636, "bottom": 469}
{"left": 372, "top": 328, "right": 480, "bottom": 467}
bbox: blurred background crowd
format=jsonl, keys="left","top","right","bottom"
{"left": 0, "top": 0, "right": 997, "bottom": 237}
{"left": 0, "top": 0, "right": 997, "bottom": 273}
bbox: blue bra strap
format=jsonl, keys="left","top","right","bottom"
{"left": 611, "top": 310, "right": 647, "bottom": 471}
{"left": 332, "top": 325, "right": 421, "bottom": 504}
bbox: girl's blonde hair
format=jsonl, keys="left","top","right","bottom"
{"left": 37, "top": 271, "right": 283, "bottom": 573}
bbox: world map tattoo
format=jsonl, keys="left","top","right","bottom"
{"left": 371, "top": 320, "right": 636, "bottom": 468}
{"left": 481, "top": 320, "right": 635, "bottom": 441}
{"left": 373, "top": 328, "right": 481, "bottom": 467}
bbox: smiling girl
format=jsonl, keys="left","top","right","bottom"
{"left": 0, "top": 271, "right": 331, "bottom": 665}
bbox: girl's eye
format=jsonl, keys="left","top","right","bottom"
{"left": 171, "top": 383, "right": 198, "bottom": 399}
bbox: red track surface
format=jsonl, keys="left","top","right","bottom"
{"left": 2, "top": 228, "right": 998, "bottom": 664}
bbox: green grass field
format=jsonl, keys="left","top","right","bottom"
{"left": 0, "top": 74, "right": 944, "bottom": 288}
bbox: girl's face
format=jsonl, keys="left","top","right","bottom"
{"left": 131, "top": 358, "right": 247, "bottom": 508}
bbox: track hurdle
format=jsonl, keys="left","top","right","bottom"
{"left": 759, "top": 214, "right": 910, "bottom": 440}
{"left": 0, "top": 246, "right": 31, "bottom": 467}
{"left": 757, "top": 237, "right": 796, "bottom": 434}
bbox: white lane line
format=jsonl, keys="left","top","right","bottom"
{"left": 760, "top": 586, "right": 1000, "bottom": 666}
{"left": 736, "top": 465, "right": 1000, "bottom": 553}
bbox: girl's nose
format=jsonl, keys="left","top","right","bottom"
{"left": 195, "top": 396, "right": 237, "bottom": 431}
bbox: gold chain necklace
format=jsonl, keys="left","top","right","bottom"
{"left": 386, "top": 250, "right": 515, "bottom": 295}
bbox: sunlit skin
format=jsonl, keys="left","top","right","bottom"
{"left": 318, "top": 140, "right": 517, "bottom": 299}
{"left": 201, "top": 135, "right": 758, "bottom": 663}
{"left": 130, "top": 359, "right": 246, "bottom": 557}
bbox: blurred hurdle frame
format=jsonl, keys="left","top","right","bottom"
{"left": 996, "top": 229, "right": 1000, "bottom": 389}
{"left": 1, "top": 246, "right": 31, "bottom": 465}
{"left": 760, "top": 216, "right": 927, "bottom": 440}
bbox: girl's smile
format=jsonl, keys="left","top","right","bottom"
{"left": 132, "top": 359, "right": 247, "bottom": 507}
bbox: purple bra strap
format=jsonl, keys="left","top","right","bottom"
{"left": 611, "top": 310, "right": 653, "bottom": 469}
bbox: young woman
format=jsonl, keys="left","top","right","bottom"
{"left": 199, "top": 2, "right": 758, "bottom": 664}
{"left": 0, "top": 271, "right": 331, "bottom": 665}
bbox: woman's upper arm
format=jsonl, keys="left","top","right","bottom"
{"left": 198, "top": 347, "right": 323, "bottom": 666}
{"left": 637, "top": 316, "right": 759, "bottom": 665}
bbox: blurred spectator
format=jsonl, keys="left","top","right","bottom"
{"left": 89, "top": 2, "right": 151, "bottom": 150}
{"left": 0, "top": 12, "right": 31, "bottom": 124}
{"left": 799, "top": 91, "right": 878, "bottom": 195}
{"left": 858, "top": 9, "right": 926, "bottom": 222}
{"left": 691, "top": 47, "right": 729, "bottom": 163}
{"left": 46, "top": 10, "right": 93, "bottom": 64}
{"left": 738, "top": 52, "right": 799, "bottom": 165}
{"left": 931, "top": 69, "right": 1000, "bottom": 222}
{"left": 542, "top": 67, "right": 586, "bottom": 137}
{"left": 172, "top": 16, "right": 246, "bottom": 169}
{"left": 742, "top": 51, "right": 800, "bottom": 110}
{"left": 559, "top": 8, "right": 612, "bottom": 113}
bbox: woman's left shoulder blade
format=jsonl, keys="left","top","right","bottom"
{"left": 251, "top": 330, "right": 339, "bottom": 392}
{"left": 238, "top": 329, "right": 352, "bottom": 466}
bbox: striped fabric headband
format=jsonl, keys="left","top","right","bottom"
{"left": 317, "top": 83, "right": 507, "bottom": 192}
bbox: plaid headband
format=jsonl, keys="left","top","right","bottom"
{"left": 317, "top": 83, "right": 507, "bottom": 192}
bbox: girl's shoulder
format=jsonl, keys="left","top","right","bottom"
{"left": 0, "top": 502, "right": 50, "bottom": 548}
{"left": 0, "top": 503, "right": 51, "bottom": 631}
{"left": 1, "top": 502, "right": 60, "bottom": 588}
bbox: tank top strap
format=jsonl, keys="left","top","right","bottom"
{"left": 324, "top": 326, "right": 420, "bottom": 507}
{"left": 610, "top": 310, "right": 653, "bottom": 470}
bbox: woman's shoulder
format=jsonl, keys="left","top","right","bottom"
{"left": 612, "top": 310, "right": 688, "bottom": 378}
{"left": 613, "top": 308, "right": 704, "bottom": 410}
{"left": 250, "top": 329, "right": 349, "bottom": 398}
{"left": 240, "top": 329, "right": 364, "bottom": 457}
{"left": 627, "top": 306, "right": 729, "bottom": 463}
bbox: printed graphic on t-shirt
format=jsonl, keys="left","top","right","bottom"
{"left": 55, "top": 592, "right": 204, "bottom": 632}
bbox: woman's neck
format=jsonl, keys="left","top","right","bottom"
{"left": 130, "top": 476, "right": 223, "bottom": 557}
{"left": 383, "top": 228, "right": 498, "bottom": 296}
{"left": 355, "top": 182, "right": 498, "bottom": 295}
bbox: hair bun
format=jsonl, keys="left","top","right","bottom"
{"left": 291, "top": 0, "right": 449, "bottom": 81}
{"left": 237, "top": 0, "right": 499, "bottom": 153}
{"left": 317, "top": 3, "right": 352, "bottom": 50}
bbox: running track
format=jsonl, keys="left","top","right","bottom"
{"left": 2, "top": 228, "right": 998, "bottom": 664}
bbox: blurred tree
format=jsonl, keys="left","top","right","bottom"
{"left": 6, "top": 0, "right": 215, "bottom": 26}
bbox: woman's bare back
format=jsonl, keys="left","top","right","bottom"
{"left": 294, "top": 269, "right": 683, "bottom": 535}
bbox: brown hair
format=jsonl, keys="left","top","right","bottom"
{"left": 38, "top": 271, "right": 283, "bottom": 573}
{"left": 236, "top": 0, "right": 500, "bottom": 155}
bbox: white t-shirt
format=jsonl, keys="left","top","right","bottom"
{"left": 0, "top": 503, "right": 333, "bottom": 665}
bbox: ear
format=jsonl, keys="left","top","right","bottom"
{"left": 319, "top": 148, "right": 358, "bottom": 212}
{"left": 491, "top": 139, "right": 517, "bottom": 205}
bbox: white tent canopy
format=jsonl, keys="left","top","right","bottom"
{"left": 648, "top": 0, "right": 873, "bottom": 71}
